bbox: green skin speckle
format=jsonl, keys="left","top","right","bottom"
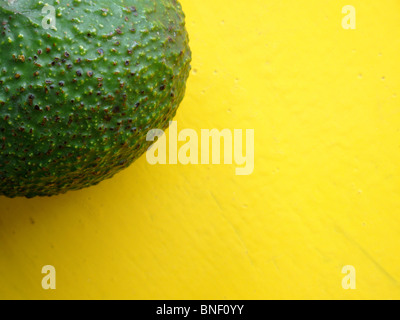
{"left": 0, "top": 0, "right": 191, "bottom": 198}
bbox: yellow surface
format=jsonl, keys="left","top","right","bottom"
{"left": 1, "top": 0, "right": 400, "bottom": 300}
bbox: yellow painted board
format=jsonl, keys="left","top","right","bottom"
{"left": 1, "top": 0, "right": 400, "bottom": 299}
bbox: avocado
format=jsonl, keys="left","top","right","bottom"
{"left": 0, "top": 0, "right": 191, "bottom": 197}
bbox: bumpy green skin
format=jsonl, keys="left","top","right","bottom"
{"left": 0, "top": 0, "right": 191, "bottom": 197}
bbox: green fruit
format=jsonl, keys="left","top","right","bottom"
{"left": 0, "top": 0, "right": 191, "bottom": 198}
